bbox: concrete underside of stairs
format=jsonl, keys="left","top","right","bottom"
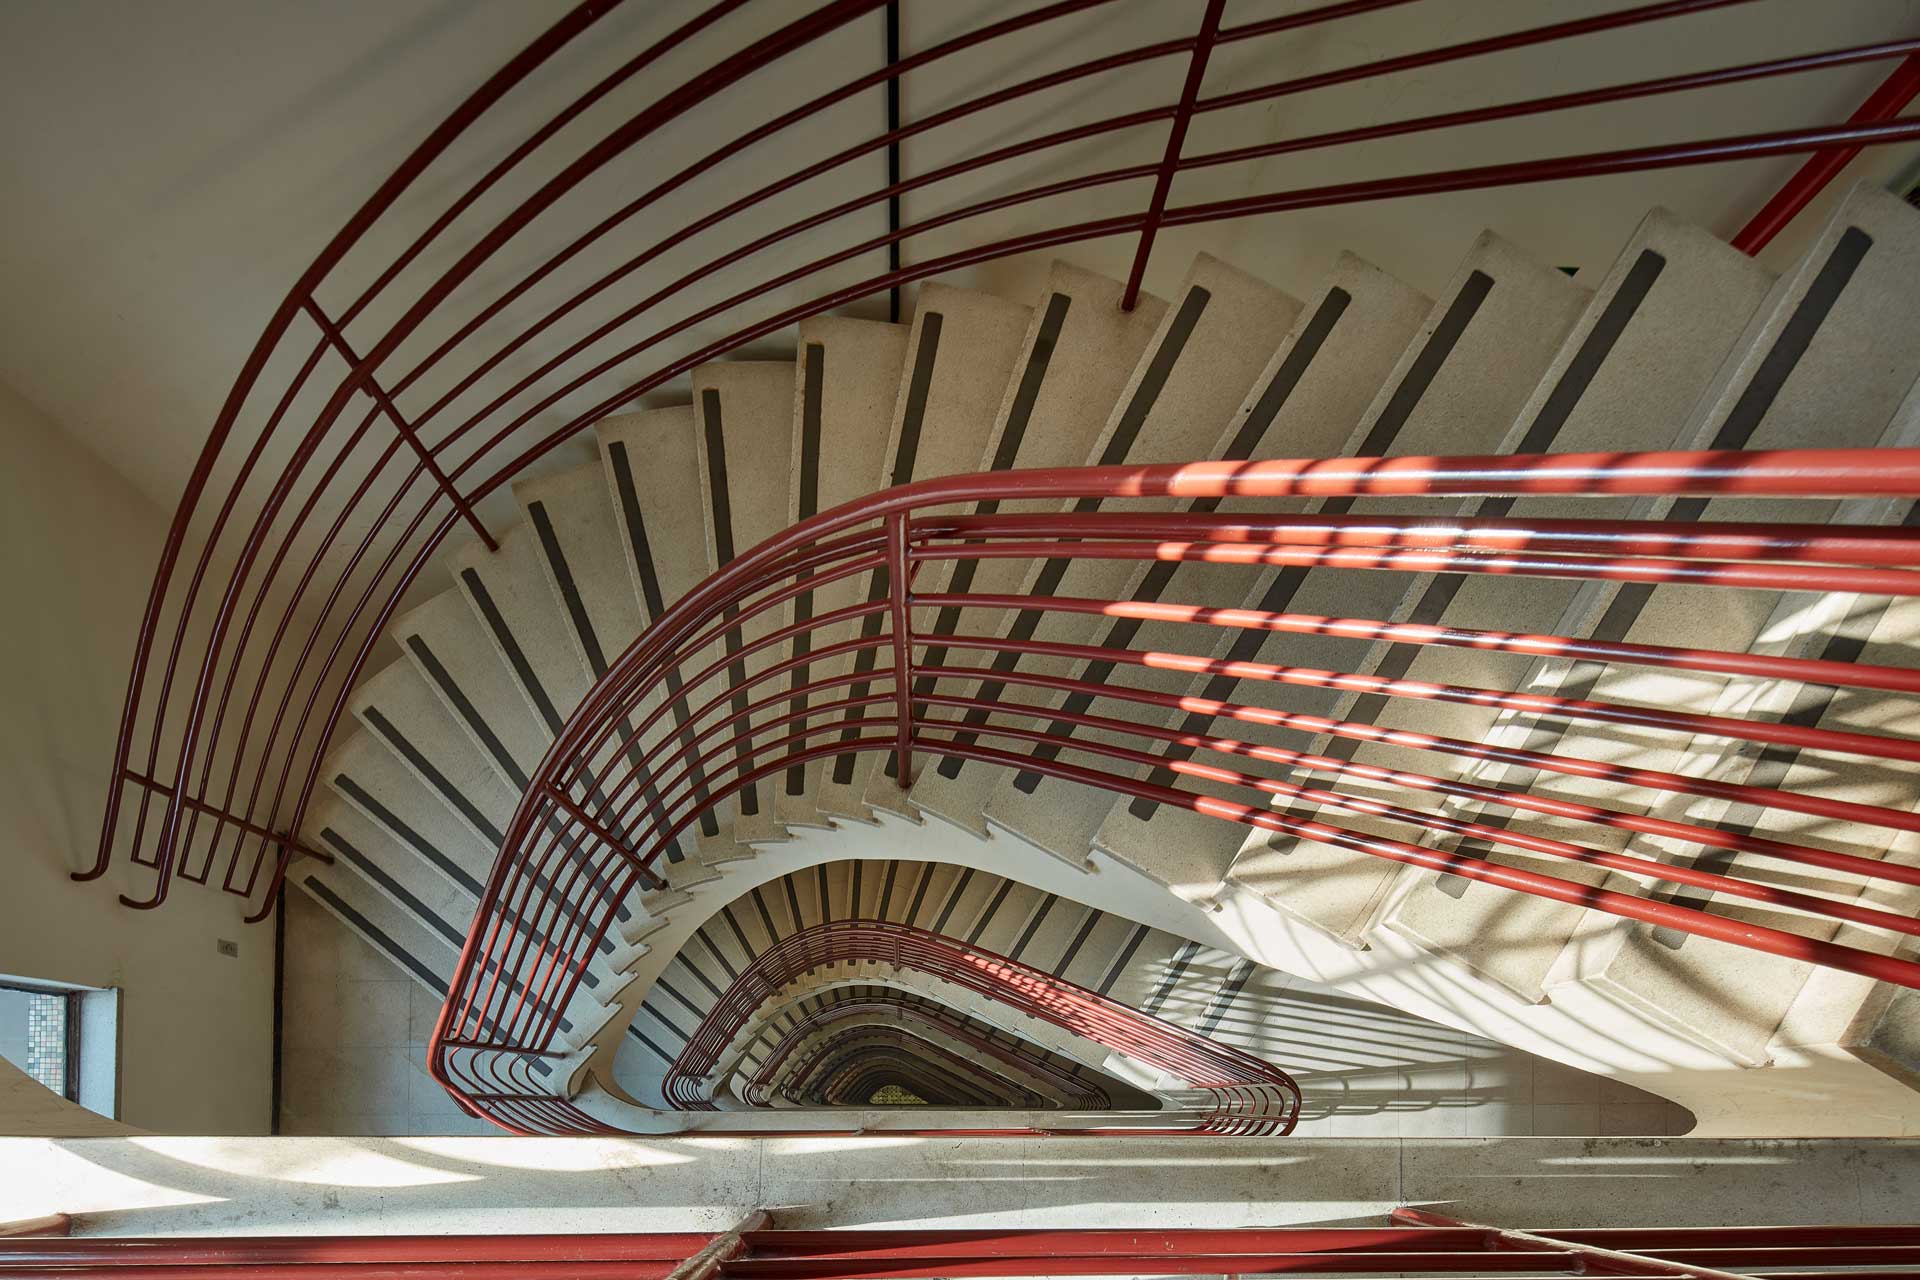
{"left": 578, "top": 816, "right": 1920, "bottom": 1139}
{"left": 6, "top": 1134, "right": 1917, "bottom": 1234}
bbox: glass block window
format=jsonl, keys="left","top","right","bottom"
{"left": 0, "top": 982, "right": 75, "bottom": 1100}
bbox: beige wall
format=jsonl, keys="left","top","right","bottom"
{"left": 0, "top": 378, "right": 273, "bottom": 1135}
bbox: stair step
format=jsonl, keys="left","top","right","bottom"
{"left": 694, "top": 360, "right": 800, "bottom": 845}
{"left": 596, "top": 406, "right": 758, "bottom": 866}
{"left": 1403, "top": 185, "right": 1920, "bottom": 1050}
{"left": 835, "top": 282, "right": 1033, "bottom": 821}
{"left": 1223, "top": 229, "right": 1591, "bottom": 944}
{"left": 1373, "top": 208, "right": 1776, "bottom": 1003}
{"left": 908, "top": 260, "right": 1168, "bottom": 836}
{"left": 450, "top": 523, "right": 593, "bottom": 737}
{"left": 293, "top": 801, "right": 620, "bottom": 1053}
{"left": 949, "top": 253, "right": 1304, "bottom": 865}
{"left": 392, "top": 586, "right": 549, "bottom": 794}
{"left": 785, "top": 316, "right": 910, "bottom": 829}
{"left": 1086, "top": 251, "right": 1433, "bottom": 897}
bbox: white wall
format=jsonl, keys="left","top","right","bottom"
{"left": 0, "top": 378, "right": 273, "bottom": 1135}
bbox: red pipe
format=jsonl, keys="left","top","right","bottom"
{"left": 1733, "top": 52, "right": 1920, "bottom": 253}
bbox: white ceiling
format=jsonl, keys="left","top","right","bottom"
{"left": 4, "top": 0, "right": 1919, "bottom": 518}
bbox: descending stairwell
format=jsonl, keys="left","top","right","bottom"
{"left": 285, "top": 180, "right": 1920, "bottom": 1136}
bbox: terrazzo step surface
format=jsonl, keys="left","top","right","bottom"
{"left": 1214, "top": 231, "right": 1590, "bottom": 943}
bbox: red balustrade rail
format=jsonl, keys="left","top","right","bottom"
{"left": 11, "top": 1221, "right": 1920, "bottom": 1278}
{"left": 427, "top": 447, "right": 1920, "bottom": 1134}
{"left": 79, "top": 0, "right": 1920, "bottom": 924}
{"left": 738, "top": 992, "right": 1118, "bottom": 1109}
{"left": 658, "top": 919, "right": 1301, "bottom": 1132}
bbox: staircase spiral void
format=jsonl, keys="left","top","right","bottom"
{"left": 72, "top": 0, "right": 1920, "bottom": 1137}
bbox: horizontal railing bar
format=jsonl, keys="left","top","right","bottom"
{"left": 1161, "top": 116, "right": 1920, "bottom": 231}
{"left": 923, "top": 630, "right": 1920, "bottom": 765}
{"left": 903, "top": 710, "right": 1920, "bottom": 937}
{"left": 1202, "top": 0, "right": 1756, "bottom": 114}
{"left": 909, "top": 591, "right": 1920, "bottom": 695}
{"left": 902, "top": 737, "right": 1920, "bottom": 990}
{"left": 911, "top": 537, "right": 1920, "bottom": 596}
{"left": 909, "top": 659, "right": 1920, "bottom": 839}
{"left": 118, "top": 769, "right": 333, "bottom": 865}
{"left": 300, "top": 300, "right": 498, "bottom": 552}
{"left": 894, "top": 689, "right": 1920, "bottom": 890}
{"left": 1184, "top": 35, "right": 1920, "bottom": 172}
{"left": 914, "top": 511, "right": 1920, "bottom": 564}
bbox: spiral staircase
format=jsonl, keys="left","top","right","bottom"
{"left": 63, "top": 1, "right": 1920, "bottom": 1139}
{"left": 274, "top": 187, "right": 1920, "bottom": 1135}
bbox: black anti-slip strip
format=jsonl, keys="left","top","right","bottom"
{"left": 606, "top": 443, "right": 721, "bottom": 840}
{"left": 702, "top": 390, "right": 761, "bottom": 818}
{"left": 1008, "top": 893, "right": 1058, "bottom": 961}
{"left": 929, "top": 867, "right": 975, "bottom": 936}
{"left": 406, "top": 637, "right": 530, "bottom": 789}
{"left": 787, "top": 343, "right": 829, "bottom": 796}
{"left": 300, "top": 872, "right": 575, "bottom": 1038}
{"left": 1013, "top": 286, "right": 1359, "bottom": 794}
{"left": 461, "top": 569, "right": 564, "bottom": 734}
{"left": 903, "top": 862, "right": 935, "bottom": 925}
{"left": 1105, "top": 924, "right": 1144, "bottom": 997}
{"left": 529, "top": 502, "right": 607, "bottom": 674}
{"left": 1054, "top": 906, "right": 1103, "bottom": 977}
{"left": 1142, "top": 940, "right": 1201, "bottom": 1015}
{"left": 750, "top": 885, "right": 783, "bottom": 946}
{"left": 935, "top": 286, "right": 1211, "bottom": 781}
{"left": 528, "top": 499, "right": 685, "bottom": 864}
{"left": 909, "top": 294, "right": 1069, "bottom": 712}
{"left": 362, "top": 707, "right": 503, "bottom": 844}
{"left": 830, "top": 313, "right": 945, "bottom": 788}
{"left": 966, "top": 878, "right": 1019, "bottom": 945}
{"left": 1416, "top": 228, "right": 1871, "bottom": 891}
{"left": 717, "top": 902, "right": 759, "bottom": 961}
{"left": 782, "top": 874, "right": 806, "bottom": 938}
{"left": 874, "top": 858, "right": 901, "bottom": 922}
{"left": 1196, "top": 959, "right": 1257, "bottom": 1036}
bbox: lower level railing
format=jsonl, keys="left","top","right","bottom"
{"left": 660, "top": 919, "right": 1301, "bottom": 1133}
{"left": 10, "top": 1219, "right": 1920, "bottom": 1278}
{"left": 429, "top": 447, "right": 1920, "bottom": 1133}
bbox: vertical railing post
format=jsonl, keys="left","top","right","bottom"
{"left": 1121, "top": 0, "right": 1227, "bottom": 310}
{"left": 885, "top": 511, "right": 915, "bottom": 788}
{"left": 1732, "top": 51, "right": 1920, "bottom": 254}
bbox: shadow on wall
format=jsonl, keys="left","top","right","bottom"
{"left": 7, "top": 1131, "right": 1916, "bottom": 1238}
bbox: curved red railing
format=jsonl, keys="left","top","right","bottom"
{"left": 14, "top": 1222, "right": 1920, "bottom": 1279}
{"left": 659, "top": 920, "right": 1301, "bottom": 1133}
{"left": 736, "top": 992, "right": 1118, "bottom": 1109}
{"left": 71, "top": 1, "right": 1920, "bottom": 1132}
{"left": 426, "top": 447, "right": 1920, "bottom": 1133}
{"left": 82, "top": 0, "right": 1920, "bottom": 918}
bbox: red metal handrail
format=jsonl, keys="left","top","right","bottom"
{"left": 655, "top": 919, "right": 1300, "bottom": 1134}
{"left": 421, "top": 446, "right": 1920, "bottom": 1133}
{"left": 82, "top": 0, "right": 1920, "bottom": 928}
{"left": 12, "top": 1224, "right": 1920, "bottom": 1277}
{"left": 737, "top": 993, "right": 1115, "bottom": 1109}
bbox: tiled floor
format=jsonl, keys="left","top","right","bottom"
{"left": 280, "top": 889, "right": 1692, "bottom": 1137}
{"left": 278, "top": 892, "right": 494, "bottom": 1136}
